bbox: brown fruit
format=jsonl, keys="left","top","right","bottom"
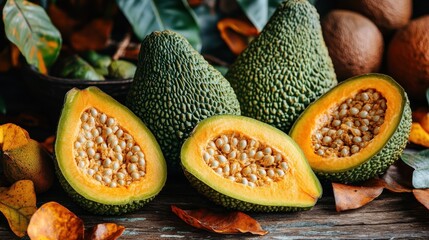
{"left": 336, "top": 0, "right": 412, "bottom": 32}
{"left": 387, "top": 16, "right": 429, "bottom": 103}
{"left": 2, "top": 139, "right": 55, "bottom": 193}
{"left": 322, "top": 10, "right": 383, "bottom": 81}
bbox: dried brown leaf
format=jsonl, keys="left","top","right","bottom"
{"left": 70, "top": 18, "right": 113, "bottom": 51}
{"left": 381, "top": 162, "right": 413, "bottom": 193}
{"left": 217, "top": 18, "right": 259, "bottom": 55}
{"left": 171, "top": 205, "right": 268, "bottom": 235}
{"left": 84, "top": 223, "right": 125, "bottom": 240}
{"left": 332, "top": 179, "right": 385, "bottom": 212}
{"left": 27, "top": 201, "right": 84, "bottom": 240}
{"left": 0, "top": 180, "right": 37, "bottom": 237}
{"left": 40, "top": 135, "right": 55, "bottom": 154}
{"left": 413, "top": 189, "right": 429, "bottom": 210}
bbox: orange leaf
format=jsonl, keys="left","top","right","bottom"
{"left": 332, "top": 179, "right": 385, "bottom": 212}
{"left": 71, "top": 18, "right": 113, "bottom": 51}
{"left": 84, "top": 223, "right": 125, "bottom": 240}
{"left": 0, "top": 123, "right": 30, "bottom": 151}
{"left": 217, "top": 18, "right": 259, "bottom": 55}
{"left": 0, "top": 180, "right": 37, "bottom": 237}
{"left": 419, "top": 113, "right": 429, "bottom": 133}
{"left": 408, "top": 122, "right": 429, "bottom": 147}
{"left": 413, "top": 189, "right": 429, "bottom": 210}
{"left": 171, "top": 205, "right": 268, "bottom": 235}
{"left": 40, "top": 135, "right": 55, "bottom": 154}
{"left": 27, "top": 201, "right": 84, "bottom": 240}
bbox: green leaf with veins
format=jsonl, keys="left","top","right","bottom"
{"left": 401, "top": 150, "right": 429, "bottom": 188}
{"left": 116, "top": 0, "right": 201, "bottom": 51}
{"left": 3, "top": 0, "right": 61, "bottom": 73}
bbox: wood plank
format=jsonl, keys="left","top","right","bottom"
{"left": 0, "top": 176, "right": 428, "bottom": 239}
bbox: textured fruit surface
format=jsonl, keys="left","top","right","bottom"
{"left": 2, "top": 139, "right": 54, "bottom": 193}
{"left": 322, "top": 10, "right": 383, "bottom": 81}
{"left": 387, "top": 16, "right": 429, "bottom": 103}
{"left": 336, "top": 0, "right": 412, "bottom": 32}
{"left": 126, "top": 30, "right": 240, "bottom": 169}
{"left": 55, "top": 87, "right": 166, "bottom": 215}
{"left": 225, "top": 0, "right": 336, "bottom": 133}
{"left": 290, "top": 74, "right": 412, "bottom": 183}
{"left": 181, "top": 115, "right": 322, "bottom": 212}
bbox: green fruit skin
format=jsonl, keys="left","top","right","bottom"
{"left": 2, "top": 139, "right": 55, "bottom": 193}
{"left": 54, "top": 161, "right": 154, "bottom": 215}
{"left": 225, "top": 0, "right": 337, "bottom": 133}
{"left": 108, "top": 60, "right": 137, "bottom": 79}
{"left": 290, "top": 74, "right": 412, "bottom": 183}
{"left": 183, "top": 170, "right": 310, "bottom": 212}
{"left": 126, "top": 30, "right": 240, "bottom": 169}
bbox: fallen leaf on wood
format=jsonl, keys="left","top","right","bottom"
{"left": 408, "top": 122, "right": 429, "bottom": 147}
{"left": 332, "top": 179, "right": 385, "bottom": 212}
{"left": 27, "top": 201, "right": 84, "bottom": 240}
{"left": 217, "top": 18, "right": 259, "bottom": 55}
{"left": 84, "top": 223, "right": 125, "bottom": 240}
{"left": 0, "top": 180, "right": 37, "bottom": 237}
{"left": 171, "top": 205, "right": 268, "bottom": 235}
{"left": 0, "top": 123, "right": 30, "bottom": 151}
{"left": 413, "top": 189, "right": 429, "bottom": 210}
{"left": 71, "top": 18, "right": 113, "bottom": 51}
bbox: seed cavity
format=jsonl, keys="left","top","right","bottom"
{"left": 74, "top": 107, "right": 146, "bottom": 187}
{"left": 202, "top": 133, "right": 290, "bottom": 187}
{"left": 311, "top": 89, "right": 387, "bottom": 158}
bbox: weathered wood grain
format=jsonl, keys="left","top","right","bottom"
{"left": 0, "top": 176, "right": 428, "bottom": 239}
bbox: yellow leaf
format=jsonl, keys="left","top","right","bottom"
{"left": 409, "top": 122, "right": 429, "bottom": 147}
{"left": 0, "top": 180, "right": 37, "bottom": 237}
{"left": 0, "top": 123, "right": 30, "bottom": 151}
{"left": 27, "top": 201, "right": 84, "bottom": 240}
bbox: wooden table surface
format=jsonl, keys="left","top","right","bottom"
{"left": 1, "top": 73, "right": 429, "bottom": 239}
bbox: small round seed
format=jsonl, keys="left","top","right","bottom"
{"left": 221, "top": 135, "right": 228, "bottom": 144}
{"left": 241, "top": 178, "right": 249, "bottom": 185}
{"left": 231, "top": 138, "right": 238, "bottom": 147}
{"left": 351, "top": 145, "right": 360, "bottom": 154}
{"left": 215, "top": 138, "right": 224, "bottom": 148}
{"left": 228, "top": 176, "right": 235, "bottom": 181}
{"left": 228, "top": 150, "right": 237, "bottom": 159}
{"left": 340, "top": 147, "right": 349, "bottom": 157}
{"left": 131, "top": 172, "right": 140, "bottom": 180}
{"left": 208, "top": 141, "right": 216, "bottom": 149}
{"left": 203, "top": 152, "right": 211, "bottom": 162}
{"left": 255, "top": 151, "right": 264, "bottom": 160}
{"left": 215, "top": 168, "right": 223, "bottom": 175}
{"left": 103, "top": 176, "right": 111, "bottom": 184}
{"left": 238, "top": 140, "right": 247, "bottom": 150}
{"left": 208, "top": 148, "right": 215, "bottom": 156}
{"left": 275, "top": 153, "right": 282, "bottom": 162}
{"left": 128, "top": 163, "right": 138, "bottom": 173}
{"left": 222, "top": 144, "right": 231, "bottom": 153}
{"left": 74, "top": 141, "right": 81, "bottom": 148}
{"left": 82, "top": 123, "right": 91, "bottom": 131}
{"left": 110, "top": 182, "right": 117, "bottom": 188}
{"left": 353, "top": 136, "right": 362, "bottom": 144}
{"left": 95, "top": 136, "right": 104, "bottom": 144}
{"left": 242, "top": 166, "right": 251, "bottom": 176}
{"left": 103, "top": 158, "right": 112, "bottom": 167}
{"left": 360, "top": 125, "right": 369, "bottom": 132}
{"left": 340, "top": 103, "right": 348, "bottom": 109}
{"left": 263, "top": 147, "right": 272, "bottom": 155}
{"left": 361, "top": 92, "right": 369, "bottom": 101}
{"left": 258, "top": 168, "right": 267, "bottom": 176}
{"left": 314, "top": 132, "right": 323, "bottom": 140}
{"left": 217, "top": 155, "right": 228, "bottom": 164}
{"left": 281, "top": 162, "right": 289, "bottom": 170}
{"left": 263, "top": 155, "right": 274, "bottom": 165}
{"left": 374, "top": 126, "right": 380, "bottom": 134}
{"left": 314, "top": 143, "right": 321, "bottom": 150}
{"left": 99, "top": 113, "right": 107, "bottom": 123}
{"left": 104, "top": 169, "right": 113, "bottom": 176}
{"left": 130, "top": 155, "right": 139, "bottom": 163}
{"left": 332, "top": 120, "right": 341, "bottom": 127}
{"left": 79, "top": 151, "right": 87, "bottom": 158}
{"left": 240, "top": 153, "right": 248, "bottom": 161}
{"left": 94, "top": 174, "right": 102, "bottom": 182}
{"left": 90, "top": 108, "right": 98, "bottom": 117}
{"left": 87, "top": 169, "right": 95, "bottom": 176}
{"left": 116, "top": 172, "right": 125, "bottom": 180}
{"left": 107, "top": 117, "right": 115, "bottom": 127}
{"left": 138, "top": 158, "right": 146, "bottom": 167}
{"left": 248, "top": 149, "right": 256, "bottom": 158}
{"left": 116, "top": 129, "right": 124, "bottom": 138}
{"left": 267, "top": 169, "right": 275, "bottom": 178}
{"left": 249, "top": 174, "right": 257, "bottom": 182}
{"left": 78, "top": 160, "right": 85, "bottom": 168}
{"left": 323, "top": 136, "right": 332, "bottom": 144}
{"left": 84, "top": 131, "right": 92, "bottom": 139}
{"left": 87, "top": 148, "right": 96, "bottom": 157}
{"left": 248, "top": 182, "right": 256, "bottom": 188}
{"left": 359, "top": 110, "right": 368, "bottom": 118}
{"left": 339, "top": 109, "right": 347, "bottom": 117}
{"left": 112, "top": 161, "right": 120, "bottom": 170}
{"left": 316, "top": 149, "right": 324, "bottom": 156}
{"left": 81, "top": 113, "right": 89, "bottom": 122}
{"left": 372, "top": 115, "right": 380, "bottom": 122}
{"left": 211, "top": 160, "right": 219, "bottom": 168}
{"left": 118, "top": 180, "right": 125, "bottom": 186}
{"left": 276, "top": 169, "right": 285, "bottom": 177}
{"left": 223, "top": 165, "right": 230, "bottom": 173}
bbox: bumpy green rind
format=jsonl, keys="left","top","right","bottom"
{"left": 127, "top": 31, "right": 241, "bottom": 169}
{"left": 55, "top": 161, "right": 155, "bottom": 215}
{"left": 225, "top": 0, "right": 337, "bottom": 133}
{"left": 183, "top": 170, "right": 312, "bottom": 212}
{"left": 318, "top": 98, "right": 412, "bottom": 183}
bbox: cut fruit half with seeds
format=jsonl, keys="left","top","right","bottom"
{"left": 290, "top": 73, "right": 412, "bottom": 183}
{"left": 181, "top": 115, "right": 322, "bottom": 212}
{"left": 55, "top": 87, "right": 167, "bottom": 215}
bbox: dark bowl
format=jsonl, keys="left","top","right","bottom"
{"left": 22, "top": 64, "right": 133, "bottom": 122}
{"left": 23, "top": 64, "right": 133, "bottom": 101}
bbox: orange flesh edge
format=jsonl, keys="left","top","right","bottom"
{"left": 290, "top": 77, "right": 403, "bottom": 172}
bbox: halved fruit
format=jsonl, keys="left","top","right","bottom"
{"left": 290, "top": 73, "right": 412, "bottom": 183}
{"left": 181, "top": 115, "right": 322, "bottom": 212}
{"left": 55, "top": 87, "right": 167, "bottom": 215}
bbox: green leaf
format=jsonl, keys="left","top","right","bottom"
{"left": 401, "top": 150, "right": 429, "bottom": 188}
{"left": 3, "top": 0, "right": 62, "bottom": 73}
{"left": 413, "top": 168, "right": 429, "bottom": 189}
{"left": 401, "top": 150, "right": 429, "bottom": 169}
{"left": 116, "top": 0, "right": 201, "bottom": 51}
{"left": 236, "top": 0, "right": 284, "bottom": 31}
